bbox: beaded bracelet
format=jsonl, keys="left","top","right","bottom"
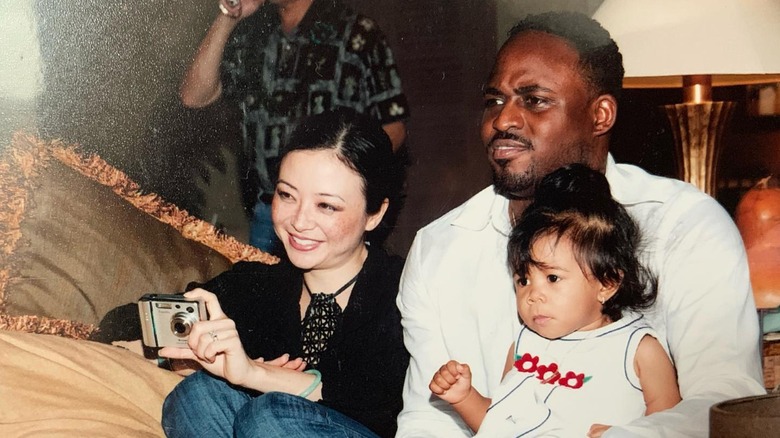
{"left": 298, "top": 369, "right": 322, "bottom": 398}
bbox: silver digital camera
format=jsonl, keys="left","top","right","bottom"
{"left": 138, "top": 293, "right": 207, "bottom": 348}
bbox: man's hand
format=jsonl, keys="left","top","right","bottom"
{"left": 218, "top": 0, "right": 266, "bottom": 20}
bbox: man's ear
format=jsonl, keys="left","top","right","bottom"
{"left": 365, "top": 198, "right": 389, "bottom": 232}
{"left": 592, "top": 94, "right": 617, "bottom": 136}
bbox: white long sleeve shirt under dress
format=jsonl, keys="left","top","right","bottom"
{"left": 396, "top": 154, "right": 765, "bottom": 438}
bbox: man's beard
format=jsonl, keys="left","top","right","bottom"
{"left": 490, "top": 136, "right": 593, "bottom": 199}
{"left": 491, "top": 159, "right": 535, "bottom": 199}
{"left": 488, "top": 131, "right": 537, "bottom": 199}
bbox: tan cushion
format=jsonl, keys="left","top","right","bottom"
{"left": 0, "top": 133, "right": 278, "bottom": 338}
{"left": 0, "top": 330, "right": 183, "bottom": 437}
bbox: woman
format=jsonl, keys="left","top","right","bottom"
{"left": 159, "top": 111, "right": 408, "bottom": 438}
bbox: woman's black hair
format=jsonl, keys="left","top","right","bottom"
{"left": 507, "top": 164, "right": 656, "bottom": 321}
{"left": 279, "top": 109, "right": 406, "bottom": 242}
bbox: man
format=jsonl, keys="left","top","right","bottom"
{"left": 180, "top": 0, "right": 409, "bottom": 252}
{"left": 396, "top": 11, "right": 764, "bottom": 437}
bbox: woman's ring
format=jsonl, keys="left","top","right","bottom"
{"left": 209, "top": 331, "right": 218, "bottom": 342}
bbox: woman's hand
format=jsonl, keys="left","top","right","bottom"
{"left": 218, "top": 0, "right": 266, "bottom": 21}
{"left": 255, "top": 353, "right": 307, "bottom": 372}
{"left": 159, "top": 288, "right": 256, "bottom": 385}
{"left": 159, "top": 289, "right": 309, "bottom": 393}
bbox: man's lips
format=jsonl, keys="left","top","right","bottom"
{"left": 490, "top": 137, "right": 528, "bottom": 149}
{"left": 488, "top": 133, "right": 532, "bottom": 160}
{"left": 490, "top": 141, "right": 530, "bottom": 160}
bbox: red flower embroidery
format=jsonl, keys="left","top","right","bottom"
{"left": 514, "top": 352, "right": 590, "bottom": 389}
{"left": 514, "top": 353, "right": 539, "bottom": 373}
{"left": 558, "top": 371, "right": 586, "bottom": 389}
{"left": 536, "top": 363, "right": 560, "bottom": 384}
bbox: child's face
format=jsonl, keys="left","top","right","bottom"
{"left": 514, "top": 234, "right": 617, "bottom": 339}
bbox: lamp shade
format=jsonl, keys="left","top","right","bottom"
{"left": 592, "top": 0, "right": 780, "bottom": 88}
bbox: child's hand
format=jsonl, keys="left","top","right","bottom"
{"left": 429, "top": 360, "right": 473, "bottom": 404}
{"left": 587, "top": 423, "right": 611, "bottom": 437}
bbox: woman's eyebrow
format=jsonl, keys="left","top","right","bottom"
{"left": 276, "top": 179, "right": 296, "bottom": 190}
{"left": 316, "top": 192, "right": 346, "bottom": 203}
{"left": 278, "top": 179, "right": 345, "bottom": 202}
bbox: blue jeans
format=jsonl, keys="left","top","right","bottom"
{"left": 162, "top": 371, "right": 379, "bottom": 438}
{"left": 249, "top": 200, "right": 280, "bottom": 254}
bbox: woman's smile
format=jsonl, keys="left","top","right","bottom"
{"left": 287, "top": 233, "right": 322, "bottom": 251}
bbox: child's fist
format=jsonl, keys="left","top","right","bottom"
{"left": 429, "top": 360, "right": 472, "bottom": 404}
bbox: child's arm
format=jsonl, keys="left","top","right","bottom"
{"left": 429, "top": 360, "right": 490, "bottom": 432}
{"left": 635, "top": 334, "right": 681, "bottom": 414}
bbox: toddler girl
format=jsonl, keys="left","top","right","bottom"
{"left": 430, "top": 164, "right": 681, "bottom": 437}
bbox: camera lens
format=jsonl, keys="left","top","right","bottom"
{"left": 172, "top": 321, "right": 188, "bottom": 334}
{"left": 170, "top": 312, "right": 198, "bottom": 338}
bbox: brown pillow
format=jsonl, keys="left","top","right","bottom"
{"left": 0, "top": 133, "right": 278, "bottom": 339}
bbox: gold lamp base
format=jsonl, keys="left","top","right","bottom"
{"left": 663, "top": 101, "right": 735, "bottom": 197}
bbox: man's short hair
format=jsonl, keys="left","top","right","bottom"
{"left": 507, "top": 11, "right": 624, "bottom": 100}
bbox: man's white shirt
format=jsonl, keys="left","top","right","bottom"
{"left": 396, "top": 155, "right": 764, "bottom": 437}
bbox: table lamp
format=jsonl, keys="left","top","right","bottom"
{"left": 592, "top": 0, "right": 780, "bottom": 197}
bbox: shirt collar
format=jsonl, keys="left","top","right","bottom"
{"left": 605, "top": 153, "right": 666, "bottom": 205}
{"left": 451, "top": 186, "right": 512, "bottom": 237}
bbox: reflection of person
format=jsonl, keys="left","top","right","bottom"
{"left": 180, "top": 0, "right": 409, "bottom": 253}
{"left": 397, "top": 11, "right": 764, "bottom": 437}
{"left": 160, "top": 111, "right": 409, "bottom": 438}
{"left": 429, "top": 164, "right": 681, "bottom": 438}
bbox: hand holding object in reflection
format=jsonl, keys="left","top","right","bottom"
{"left": 218, "top": 0, "right": 266, "bottom": 20}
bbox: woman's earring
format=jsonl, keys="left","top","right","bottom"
{"left": 598, "top": 296, "right": 605, "bottom": 304}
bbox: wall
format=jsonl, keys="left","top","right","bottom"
{"left": 495, "top": 0, "right": 604, "bottom": 42}
{"left": 346, "top": 0, "right": 497, "bottom": 255}
{"left": 1, "top": 0, "right": 251, "bottom": 240}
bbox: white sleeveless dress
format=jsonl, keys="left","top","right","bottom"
{"left": 475, "top": 313, "right": 660, "bottom": 437}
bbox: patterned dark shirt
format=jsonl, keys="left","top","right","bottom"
{"left": 221, "top": 0, "right": 410, "bottom": 195}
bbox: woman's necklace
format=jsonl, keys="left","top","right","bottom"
{"left": 299, "top": 272, "right": 359, "bottom": 367}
